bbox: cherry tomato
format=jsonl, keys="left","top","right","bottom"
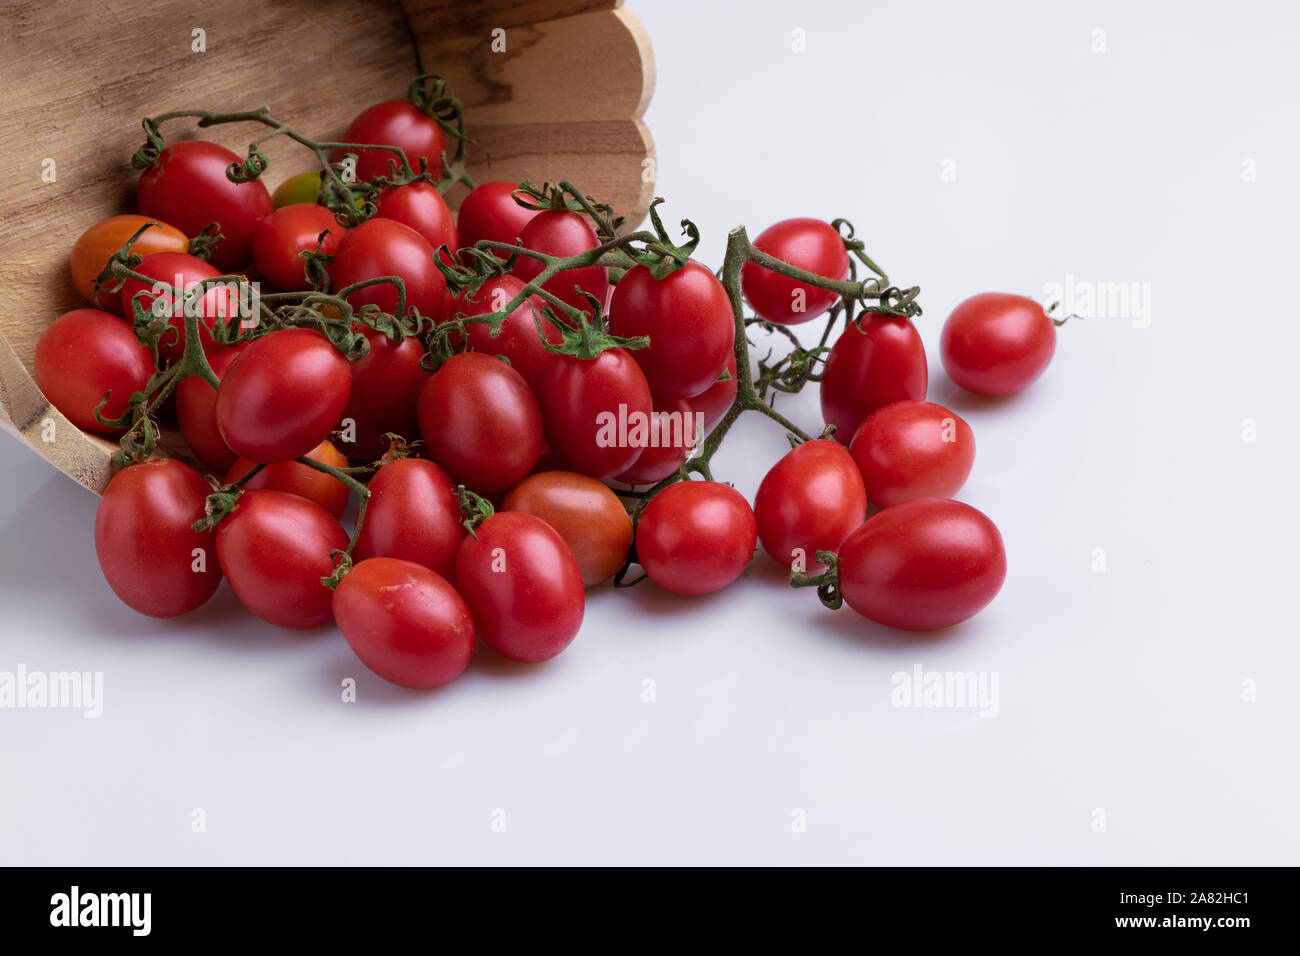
{"left": 455, "top": 181, "right": 538, "bottom": 251}
{"left": 118, "top": 251, "right": 240, "bottom": 363}
{"left": 374, "top": 181, "right": 456, "bottom": 255}
{"left": 636, "top": 481, "right": 757, "bottom": 595}
{"left": 513, "top": 210, "right": 607, "bottom": 315}
{"left": 741, "top": 218, "right": 848, "bottom": 325}
{"left": 354, "top": 458, "right": 465, "bottom": 579}
{"left": 176, "top": 343, "right": 246, "bottom": 473}
{"left": 754, "top": 439, "right": 865, "bottom": 573}
{"left": 70, "top": 215, "right": 188, "bottom": 313}
{"left": 454, "top": 511, "right": 585, "bottom": 662}
{"left": 34, "top": 309, "right": 154, "bottom": 435}
{"left": 137, "top": 141, "right": 273, "bottom": 272}
{"left": 329, "top": 217, "right": 444, "bottom": 319}
{"left": 940, "top": 292, "right": 1056, "bottom": 396}
{"left": 614, "top": 396, "right": 696, "bottom": 485}
{"left": 336, "top": 100, "right": 447, "bottom": 183}
{"left": 608, "top": 262, "right": 734, "bottom": 400}
{"left": 339, "top": 327, "right": 430, "bottom": 461}
{"left": 502, "top": 471, "right": 633, "bottom": 587}
{"left": 449, "top": 275, "right": 560, "bottom": 389}
{"left": 833, "top": 498, "right": 1006, "bottom": 630}
{"left": 271, "top": 171, "right": 322, "bottom": 208}
{"left": 850, "top": 400, "right": 975, "bottom": 507}
{"left": 216, "top": 328, "right": 352, "bottom": 463}
{"left": 94, "top": 458, "right": 223, "bottom": 618}
{"left": 534, "top": 348, "right": 653, "bottom": 479}
{"left": 226, "top": 439, "right": 350, "bottom": 517}
{"left": 820, "top": 315, "right": 927, "bottom": 443}
{"left": 252, "top": 203, "right": 344, "bottom": 291}
{"left": 216, "top": 489, "right": 348, "bottom": 629}
{"left": 417, "top": 352, "right": 542, "bottom": 493}
{"left": 690, "top": 352, "right": 738, "bottom": 429}
{"left": 333, "top": 557, "right": 475, "bottom": 689}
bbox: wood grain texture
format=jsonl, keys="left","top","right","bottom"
{"left": 0, "top": 0, "right": 656, "bottom": 493}
{"left": 414, "top": 5, "right": 656, "bottom": 224}
{"left": 403, "top": 0, "right": 618, "bottom": 38}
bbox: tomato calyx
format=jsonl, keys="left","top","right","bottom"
{"left": 91, "top": 220, "right": 162, "bottom": 304}
{"left": 456, "top": 485, "right": 495, "bottom": 537}
{"left": 789, "top": 550, "right": 844, "bottom": 609}
{"left": 370, "top": 434, "right": 420, "bottom": 465}
{"left": 225, "top": 147, "right": 270, "bottom": 185}
{"left": 299, "top": 231, "right": 337, "bottom": 293}
{"left": 622, "top": 198, "right": 701, "bottom": 280}
{"left": 186, "top": 222, "right": 224, "bottom": 262}
{"left": 193, "top": 481, "right": 249, "bottom": 533}
{"left": 104, "top": 394, "right": 156, "bottom": 465}
{"left": 1045, "top": 300, "right": 1077, "bottom": 327}
{"left": 517, "top": 180, "right": 624, "bottom": 240}
{"left": 320, "top": 550, "right": 354, "bottom": 590}
{"left": 538, "top": 295, "right": 648, "bottom": 360}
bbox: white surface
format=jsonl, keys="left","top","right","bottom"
{"left": 3, "top": 0, "right": 1298, "bottom": 865}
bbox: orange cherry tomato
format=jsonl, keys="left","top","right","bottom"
{"left": 500, "top": 470, "right": 633, "bottom": 587}
{"left": 69, "top": 215, "right": 189, "bottom": 313}
{"left": 225, "top": 439, "right": 350, "bottom": 517}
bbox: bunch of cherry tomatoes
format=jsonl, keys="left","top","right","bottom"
{"left": 33, "top": 77, "right": 1061, "bottom": 690}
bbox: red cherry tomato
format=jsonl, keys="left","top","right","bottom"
{"left": 215, "top": 328, "right": 352, "bottom": 463}
{"left": 455, "top": 181, "right": 538, "bottom": 251}
{"left": 118, "top": 251, "right": 239, "bottom": 363}
{"left": 500, "top": 471, "right": 633, "bottom": 588}
{"left": 176, "top": 342, "right": 246, "bottom": 473}
{"left": 849, "top": 400, "right": 975, "bottom": 507}
{"left": 137, "top": 141, "right": 273, "bottom": 271}
{"left": 251, "top": 203, "right": 344, "bottom": 291}
{"left": 374, "top": 181, "right": 456, "bottom": 254}
{"left": 34, "top": 309, "right": 154, "bottom": 435}
{"left": 820, "top": 315, "right": 927, "bottom": 443}
{"left": 454, "top": 511, "right": 585, "bottom": 662}
{"left": 608, "top": 262, "right": 734, "bottom": 400}
{"left": 534, "top": 348, "right": 653, "bottom": 479}
{"left": 354, "top": 457, "right": 465, "bottom": 579}
{"left": 940, "top": 292, "right": 1056, "bottom": 396}
{"left": 690, "top": 352, "right": 738, "bottom": 429}
{"left": 417, "top": 352, "right": 542, "bottom": 493}
{"left": 94, "top": 459, "right": 223, "bottom": 618}
{"left": 614, "top": 396, "right": 696, "bottom": 485}
{"left": 833, "top": 497, "right": 1006, "bottom": 630}
{"left": 336, "top": 100, "right": 447, "bottom": 183}
{"left": 754, "top": 439, "right": 865, "bottom": 573}
{"left": 329, "top": 217, "right": 445, "bottom": 319}
{"left": 216, "top": 489, "right": 348, "bottom": 629}
{"left": 636, "top": 481, "right": 757, "bottom": 595}
{"left": 449, "top": 275, "right": 561, "bottom": 389}
{"left": 741, "top": 218, "right": 849, "bottom": 325}
{"left": 70, "top": 215, "right": 189, "bottom": 313}
{"left": 333, "top": 557, "right": 475, "bottom": 689}
{"left": 513, "top": 210, "right": 607, "bottom": 315}
{"left": 340, "top": 327, "right": 430, "bottom": 461}
{"left": 226, "top": 439, "right": 350, "bottom": 517}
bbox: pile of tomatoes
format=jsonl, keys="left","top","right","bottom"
{"left": 34, "top": 80, "right": 1061, "bottom": 691}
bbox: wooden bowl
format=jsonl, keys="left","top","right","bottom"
{"left": 0, "top": 0, "right": 655, "bottom": 493}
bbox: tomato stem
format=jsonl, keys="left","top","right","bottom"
{"left": 789, "top": 552, "right": 844, "bottom": 610}
{"left": 294, "top": 457, "right": 372, "bottom": 554}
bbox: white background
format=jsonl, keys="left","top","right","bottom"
{"left": 2, "top": 0, "right": 1298, "bottom": 865}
